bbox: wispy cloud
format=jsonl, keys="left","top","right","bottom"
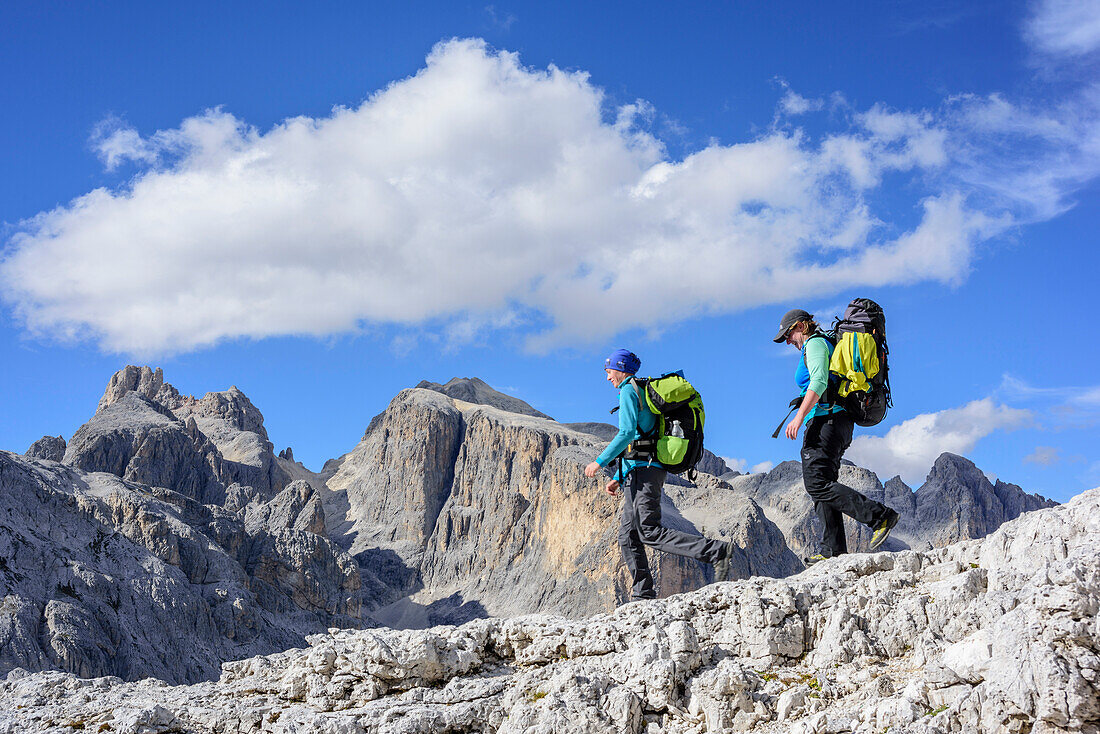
{"left": 484, "top": 5, "right": 517, "bottom": 31}
{"left": 998, "top": 374, "right": 1100, "bottom": 430}
{"left": 1024, "top": 445, "right": 1063, "bottom": 465}
{"left": 846, "top": 398, "right": 1032, "bottom": 484}
{"left": 1024, "top": 0, "right": 1100, "bottom": 59}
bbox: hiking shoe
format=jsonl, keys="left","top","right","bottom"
{"left": 869, "top": 510, "right": 900, "bottom": 551}
{"left": 713, "top": 541, "right": 737, "bottom": 582}
{"left": 804, "top": 553, "right": 830, "bottom": 566}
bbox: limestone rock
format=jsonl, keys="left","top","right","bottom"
{"left": 25, "top": 435, "right": 65, "bottom": 462}
{"left": 329, "top": 389, "right": 727, "bottom": 624}
{"left": 416, "top": 376, "right": 552, "bottom": 419}
{"left": 734, "top": 453, "right": 1057, "bottom": 558}
{"left": 0, "top": 450, "right": 359, "bottom": 685}
{"left": 665, "top": 478, "right": 804, "bottom": 579}
{"left": 63, "top": 393, "right": 229, "bottom": 505}
{"left": 326, "top": 389, "right": 465, "bottom": 560}
{"left": 91, "top": 366, "right": 289, "bottom": 499}
{"left": 171, "top": 386, "right": 288, "bottom": 498}
{"left": 4, "top": 489, "right": 1096, "bottom": 733}
{"left": 97, "top": 365, "right": 185, "bottom": 413}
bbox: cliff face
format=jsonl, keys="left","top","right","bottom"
{"left": 0, "top": 451, "right": 358, "bottom": 685}
{"left": 5, "top": 487, "right": 1095, "bottom": 734}
{"left": 328, "top": 390, "right": 714, "bottom": 624}
{"left": 63, "top": 393, "right": 230, "bottom": 506}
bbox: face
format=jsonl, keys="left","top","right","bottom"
{"left": 785, "top": 322, "right": 807, "bottom": 350}
{"left": 605, "top": 368, "right": 630, "bottom": 387}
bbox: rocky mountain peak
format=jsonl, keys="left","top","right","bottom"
{"left": 415, "top": 377, "right": 551, "bottom": 419}
{"left": 181, "top": 386, "right": 268, "bottom": 439}
{"left": 25, "top": 435, "right": 66, "bottom": 462}
{"left": 925, "top": 452, "right": 988, "bottom": 486}
{"left": 97, "top": 365, "right": 183, "bottom": 413}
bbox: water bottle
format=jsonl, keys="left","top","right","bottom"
{"left": 669, "top": 420, "right": 684, "bottom": 438}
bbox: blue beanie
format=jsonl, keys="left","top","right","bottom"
{"left": 604, "top": 349, "right": 640, "bottom": 374}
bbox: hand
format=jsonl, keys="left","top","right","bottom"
{"left": 605, "top": 480, "right": 620, "bottom": 496}
{"left": 785, "top": 418, "right": 801, "bottom": 440}
{"left": 584, "top": 461, "right": 601, "bottom": 478}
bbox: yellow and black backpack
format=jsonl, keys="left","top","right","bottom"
{"left": 828, "top": 298, "right": 891, "bottom": 426}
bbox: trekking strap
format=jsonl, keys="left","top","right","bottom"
{"left": 771, "top": 397, "right": 802, "bottom": 438}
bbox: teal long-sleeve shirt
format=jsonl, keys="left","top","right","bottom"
{"left": 596, "top": 377, "right": 659, "bottom": 478}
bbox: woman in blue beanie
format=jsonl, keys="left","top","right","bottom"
{"left": 584, "top": 349, "right": 734, "bottom": 601}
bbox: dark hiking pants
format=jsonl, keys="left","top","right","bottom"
{"left": 801, "top": 411, "right": 892, "bottom": 557}
{"left": 618, "top": 465, "right": 726, "bottom": 600}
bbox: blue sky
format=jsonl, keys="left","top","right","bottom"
{"left": 2, "top": 1, "right": 1098, "bottom": 502}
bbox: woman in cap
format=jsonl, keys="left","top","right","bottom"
{"left": 774, "top": 310, "right": 899, "bottom": 563}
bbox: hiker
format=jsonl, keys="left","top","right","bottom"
{"left": 584, "top": 349, "right": 734, "bottom": 601}
{"left": 774, "top": 309, "right": 899, "bottom": 563}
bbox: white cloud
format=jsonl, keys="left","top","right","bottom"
{"left": 1024, "top": 445, "right": 1063, "bottom": 465}
{"left": 846, "top": 398, "right": 1032, "bottom": 484}
{"left": 91, "top": 118, "right": 162, "bottom": 171}
{"left": 1025, "top": 0, "right": 1100, "bottom": 58}
{"left": 722, "top": 457, "right": 748, "bottom": 473}
{"left": 0, "top": 38, "right": 1094, "bottom": 357}
{"left": 945, "top": 89, "right": 1100, "bottom": 221}
{"left": 721, "top": 457, "right": 774, "bottom": 474}
{"left": 780, "top": 90, "right": 824, "bottom": 116}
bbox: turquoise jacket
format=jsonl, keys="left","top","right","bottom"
{"left": 596, "top": 377, "right": 660, "bottom": 479}
{"left": 796, "top": 335, "right": 844, "bottom": 425}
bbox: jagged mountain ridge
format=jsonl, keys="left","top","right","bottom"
{"left": 3, "top": 486, "right": 1095, "bottom": 733}
{"left": 6, "top": 365, "right": 1058, "bottom": 688}
{"left": 0, "top": 450, "right": 359, "bottom": 685}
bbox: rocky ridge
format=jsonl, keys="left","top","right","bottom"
{"left": 5, "top": 365, "right": 1061, "bottom": 690}
{"left": 729, "top": 454, "right": 1058, "bottom": 559}
{"left": 0, "top": 449, "right": 360, "bottom": 685}
{"left": 3, "top": 485, "right": 1095, "bottom": 733}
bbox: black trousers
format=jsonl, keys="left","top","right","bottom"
{"left": 618, "top": 466, "right": 726, "bottom": 600}
{"left": 801, "top": 411, "right": 891, "bottom": 557}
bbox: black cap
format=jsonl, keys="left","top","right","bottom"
{"left": 772, "top": 309, "right": 812, "bottom": 343}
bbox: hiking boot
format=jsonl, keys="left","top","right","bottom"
{"left": 804, "top": 553, "right": 830, "bottom": 566}
{"left": 713, "top": 541, "right": 737, "bottom": 582}
{"left": 869, "top": 510, "right": 900, "bottom": 550}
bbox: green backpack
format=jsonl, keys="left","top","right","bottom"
{"left": 617, "top": 371, "right": 706, "bottom": 478}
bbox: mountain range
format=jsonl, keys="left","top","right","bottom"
{"left": 0, "top": 366, "right": 1056, "bottom": 687}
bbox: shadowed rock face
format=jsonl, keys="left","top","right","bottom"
{"left": 68, "top": 367, "right": 289, "bottom": 501}
{"left": 63, "top": 393, "right": 229, "bottom": 505}
{"left": 25, "top": 435, "right": 65, "bottom": 462}
{"left": 327, "top": 389, "right": 465, "bottom": 560}
{"left": 0, "top": 451, "right": 358, "bottom": 685}
{"left": 5, "top": 489, "right": 1096, "bottom": 734}
{"left": 665, "top": 476, "right": 804, "bottom": 579}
